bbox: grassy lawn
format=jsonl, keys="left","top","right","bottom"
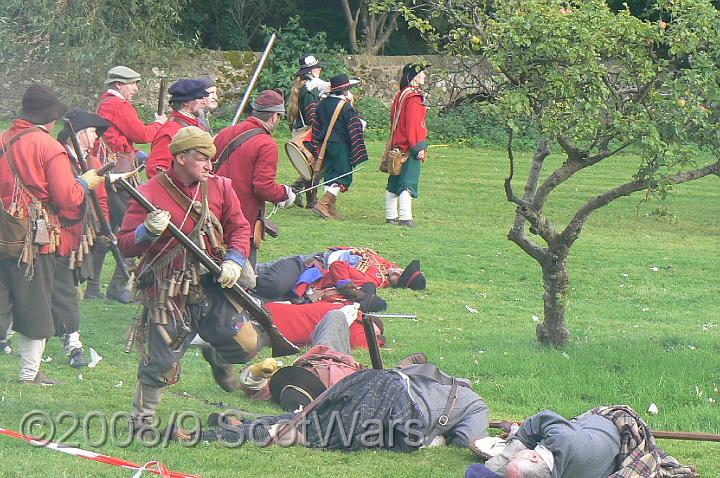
{"left": 0, "top": 127, "right": 718, "bottom": 477}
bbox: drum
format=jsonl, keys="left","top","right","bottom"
{"left": 285, "top": 126, "right": 315, "bottom": 181}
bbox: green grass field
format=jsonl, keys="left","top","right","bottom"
{"left": 0, "top": 131, "right": 718, "bottom": 477}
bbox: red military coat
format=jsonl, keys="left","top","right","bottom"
{"left": 390, "top": 87, "right": 428, "bottom": 154}
{"left": 214, "top": 117, "right": 288, "bottom": 224}
{"left": 57, "top": 151, "right": 110, "bottom": 258}
{"left": 146, "top": 111, "right": 203, "bottom": 179}
{"left": 265, "top": 301, "right": 373, "bottom": 350}
{"left": 316, "top": 247, "right": 399, "bottom": 289}
{"left": 117, "top": 167, "right": 251, "bottom": 271}
{"left": 96, "top": 91, "right": 162, "bottom": 154}
{"left": 0, "top": 120, "right": 86, "bottom": 255}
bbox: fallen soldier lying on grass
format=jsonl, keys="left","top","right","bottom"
{"left": 467, "top": 405, "right": 697, "bottom": 478}
{"left": 200, "top": 364, "right": 489, "bottom": 451}
{"left": 253, "top": 247, "right": 425, "bottom": 304}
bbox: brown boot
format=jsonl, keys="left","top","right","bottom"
{"left": 327, "top": 193, "right": 343, "bottom": 220}
{"left": 312, "top": 192, "right": 335, "bottom": 219}
{"left": 396, "top": 352, "right": 428, "bottom": 368}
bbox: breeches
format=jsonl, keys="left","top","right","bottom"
{"left": 138, "top": 283, "right": 261, "bottom": 387}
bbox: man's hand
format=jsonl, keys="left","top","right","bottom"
{"left": 277, "top": 185, "right": 297, "bottom": 209}
{"left": 79, "top": 169, "right": 105, "bottom": 191}
{"left": 218, "top": 260, "right": 243, "bottom": 288}
{"left": 155, "top": 113, "right": 168, "bottom": 124}
{"left": 94, "top": 233, "right": 115, "bottom": 248}
{"left": 144, "top": 210, "right": 171, "bottom": 236}
{"left": 417, "top": 149, "right": 426, "bottom": 162}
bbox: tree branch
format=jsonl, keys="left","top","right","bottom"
{"left": 340, "top": 0, "right": 359, "bottom": 52}
{"left": 560, "top": 161, "right": 720, "bottom": 248}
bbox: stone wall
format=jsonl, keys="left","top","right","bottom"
{"left": 0, "top": 49, "right": 491, "bottom": 118}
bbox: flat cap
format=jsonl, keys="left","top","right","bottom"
{"left": 251, "top": 89, "right": 285, "bottom": 113}
{"left": 105, "top": 66, "right": 141, "bottom": 85}
{"left": 169, "top": 79, "right": 210, "bottom": 103}
{"left": 169, "top": 126, "right": 216, "bottom": 158}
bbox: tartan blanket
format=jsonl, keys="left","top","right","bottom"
{"left": 583, "top": 405, "right": 697, "bottom": 478}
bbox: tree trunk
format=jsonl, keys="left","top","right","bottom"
{"left": 537, "top": 253, "right": 571, "bottom": 346}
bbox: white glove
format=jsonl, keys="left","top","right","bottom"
{"left": 155, "top": 113, "right": 168, "bottom": 124}
{"left": 218, "top": 260, "right": 243, "bottom": 288}
{"left": 144, "top": 210, "right": 171, "bottom": 236}
{"left": 338, "top": 302, "right": 361, "bottom": 326}
{"left": 277, "top": 185, "right": 297, "bottom": 209}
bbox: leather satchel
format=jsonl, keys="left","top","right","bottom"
{"left": 0, "top": 128, "right": 40, "bottom": 260}
{"left": 381, "top": 147, "right": 410, "bottom": 176}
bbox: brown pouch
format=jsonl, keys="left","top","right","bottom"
{"left": 382, "top": 147, "right": 410, "bottom": 176}
{"left": 0, "top": 209, "right": 30, "bottom": 260}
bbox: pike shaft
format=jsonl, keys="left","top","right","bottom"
{"left": 231, "top": 33, "right": 276, "bottom": 126}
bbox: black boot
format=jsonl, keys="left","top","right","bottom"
{"left": 290, "top": 177, "right": 305, "bottom": 208}
{"left": 201, "top": 346, "right": 239, "bottom": 392}
{"left": 85, "top": 248, "right": 107, "bottom": 299}
{"left": 305, "top": 188, "right": 318, "bottom": 209}
{"left": 106, "top": 258, "right": 135, "bottom": 304}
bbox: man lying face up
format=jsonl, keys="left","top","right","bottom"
{"left": 201, "top": 363, "right": 490, "bottom": 452}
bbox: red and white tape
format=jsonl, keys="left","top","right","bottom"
{"left": 0, "top": 426, "right": 201, "bottom": 478}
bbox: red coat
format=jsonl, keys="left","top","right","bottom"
{"left": 390, "top": 87, "right": 428, "bottom": 153}
{"left": 214, "top": 117, "right": 288, "bottom": 223}
{"left": 265, "top": 301, "right": 372, "bottom": 349}
{"left": 57, "top": 151, "right": 110, "bottom": 257}
{"left": 0, "top": 120, "right": 86, "bottom": 255}
{"left": 146, "top": 111, "right": 203, "bottom": 179}
{"left": 96, "top": 91, "right": 162, "bottom": 154}
{"left": 117, "top": 167, "right": 251, "bottom": 268}
{"left": 316, "top": 248, "right": 399, "bottom": 289}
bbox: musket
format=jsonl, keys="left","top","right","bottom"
{"left": 296, "top": 165, "right": 367, "bottom": 195}
{"left": 63, "top": 117, "right": 130, "bottom": 281}
{"left": 112, "top": 175, "right": 300, "bottom": 357}
{"left": 231, "top": 33, "right": 277, "bottom": 126}
{"left": 157, "top": 75, "right": 168, "bottom": 116}
{"left": 364, "top": 313, "right": 417, "bottom": 320}
{"left": 361, "top": 314, "right": 384, "bottom": 370}
{"left": 489, "top": 420, "right": 720, "bottom": 443}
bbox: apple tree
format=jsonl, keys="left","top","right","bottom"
{"left": 404, "top": 0, "right": 720, "bottom": 345}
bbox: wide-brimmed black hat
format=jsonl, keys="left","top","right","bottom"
{"left": 397, "top": 260, "right": 426, "bottom": 290}
{"left": 19, "top": 83, "right": 68, "bottom": 125}
{"left": 269, "top": 366, "right": 327, "bottom": 412}
{"left": 57, "top": 108, "right": 111, "bottom": 144}
{"left": 296, "top": 54, "right": 327, "bottom": 76}
{"left": 329, "top": 74, "right": 360, "bottom": 93}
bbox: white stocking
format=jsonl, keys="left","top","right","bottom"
{"left": 385, "top": 191, "right": 399, "bottom": 220}
{"left": 398, "top": 190, "right": 413, "bottom": 221}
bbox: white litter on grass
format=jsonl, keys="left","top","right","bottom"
{"left": 115, "top": 381, "right": 123, "bottom": 388}
{"left": 532, "top": 315, "right": 540, "bottom": 322}
{"left": 642, "top": 307, "right": 650, "bottom": 312}
{"left": 650, "top": 267, "right": 659, "bottom": 272}
{"left": 87, "top": 348, "right": 102, "bottom": 368}
{"left": 695, "top": 386, "right": 703, "bottom": 398}
{"left": 562, "top": 352, "right": 569, "bottom": 359}
{"left": 78, "top": 374, "right": 83, "bottom": 381}
{"left": 465, "top": 305, "right": 479, "bottom": 314}
{"left": 41, "top": 356, "right": 52, "bottom": 363}
{"left": 648, "top": 403, "right": 659, "bottom": 415}
{"left": 688, "top": 345, "right": 697, "bottom": 350}
{"left": 702, "top": 323, "right": 717, "bottom": 332}
{"left": 622, "top": 273, "right": 629, "bottom": 277}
